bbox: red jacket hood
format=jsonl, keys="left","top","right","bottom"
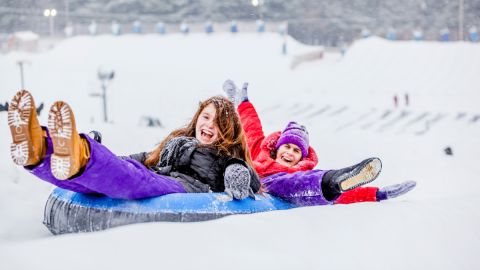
{"left": 253, "top": 131, "right": 318, "bottom": 178}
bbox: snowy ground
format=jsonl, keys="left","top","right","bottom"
{"left": 0, "top": 33, "right": 479, "bottom": 269}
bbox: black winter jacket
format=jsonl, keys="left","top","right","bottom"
{"left": 122, "top": 137, "right": 261, "bottom": 194}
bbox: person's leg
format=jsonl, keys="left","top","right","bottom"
{"left": 25, "top": 129, "right": 186, "bottom": 199}
{"left": 64, "top": 135, "right": 186, "bottom": 199}
{"left": 263, "top": 158, "right": 382, "bottom": 206}
{"left": 334, "top": 187, "right": 379, "bottom": 204}
{"left": 334, "top": 181, "right": 416, "bottom": 204}
{"left": 8, "top": 90, "right": 94, "bottom": 193}
{"left": 25, "top": 128, "right": 97, "bottom": 193}
{"left": 322, "top": 157, "right": 382, "bottom": 196}
{"left": 262, "top": 170, "right": 335, "bottom": 206}
{"left": 44, "top": 101, "right": 185, "bottom": 199}
{"left": 9, "top": 92, "right": 186, "bottom": 199}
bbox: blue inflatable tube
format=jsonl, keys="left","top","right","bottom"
{"left": 43, "top": 188, "right": 296, "bottom": 235}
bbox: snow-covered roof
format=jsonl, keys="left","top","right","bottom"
{"left": 12, "top": 31, "right": 39, "bottom": 41}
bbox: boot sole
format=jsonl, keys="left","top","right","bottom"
{"left": 339, "top": 158, "right": 382, "bottom": 191}
{"left": 48, "top": 102, "right": 76, "bottom": 180}
{"left": 8, "top": 90, "right": 34, "bottom": 166}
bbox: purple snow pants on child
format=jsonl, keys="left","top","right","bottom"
{"left": 262, "top": 170, "right": 335, "bottom": 206}
{"left": 26, "top": 129, "right": 186, "bottom": 199}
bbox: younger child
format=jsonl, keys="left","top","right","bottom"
{"left": 223, "top": 80, "right": 416, "bottom": 205}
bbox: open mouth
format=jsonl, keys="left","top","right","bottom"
{"left": 200, "top": 129, "right": 214, "bottom": 141}
{"left": 281, "top": 155, "right": 293, "bottom": 164}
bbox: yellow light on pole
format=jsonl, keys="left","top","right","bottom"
{"left": 43, "top": 8, "right": 57, "bottom": 36}
{"left": 251, "top": 0, "right": 259, "bottom": 7}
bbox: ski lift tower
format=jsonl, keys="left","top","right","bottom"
{"left": 17, "top": 60, "right": 31, "bottom": 89}
{"left": 91, "top": 68, "right": 115, "bottom": 123}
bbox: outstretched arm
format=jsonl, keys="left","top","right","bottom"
{"left": 238, "top": 101, "right": 265, "bottom": 160}
{"left": 223, "top": 80, "right": 266, "bottom": 160}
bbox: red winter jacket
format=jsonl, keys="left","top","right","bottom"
{"left": 238, "top": 101, "right": 378, "bottom": 204}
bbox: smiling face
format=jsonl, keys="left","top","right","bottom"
{"left": 195, "top": 103, "right": 219, "bottom": 144}
{"left": 275, "top": 143, "right": 303, "bottom": 167}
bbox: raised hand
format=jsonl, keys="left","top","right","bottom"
{"left": 222, "top": 79, "right": 250, "bottom": 107}
{"left": 222, "top": 79, "right": 238, "bottom": 105}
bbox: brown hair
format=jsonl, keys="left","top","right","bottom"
{"left": 144, "top": 95, "right": 254, "bottom": 168}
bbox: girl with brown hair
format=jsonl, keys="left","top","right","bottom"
{"left": 8, "top": 90, "right": 261, "bottom": 200}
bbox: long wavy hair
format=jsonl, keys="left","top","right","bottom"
{"left": 144, "top": 96, "right": 254, "bottom": 168}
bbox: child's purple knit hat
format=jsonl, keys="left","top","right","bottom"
{"left": 275, "top": 121, "right": 309, "bottom": 157}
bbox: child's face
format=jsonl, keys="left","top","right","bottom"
{"left": 195, "top": 103, "right": 219, "bottom": 144}
{"left": 275, "top": 143, "right": 302, "bottom": 167}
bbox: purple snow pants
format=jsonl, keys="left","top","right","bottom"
{"left": 26, "top": 129, "right": 186, "bottom": 199}
{"left": 262, "top": 170, "right": 335, "bottom": 206}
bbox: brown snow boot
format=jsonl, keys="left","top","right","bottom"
{"left": 48, "top": 101, "right": 90, "bottom": 180}
{"left": 8, "top": 90, "right": 46, "bottom": 166}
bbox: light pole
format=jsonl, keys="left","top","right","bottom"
{"left": 458, "top": 0, "right": 464, "bottom": 41}
{"left": 251, "top": 0, "right": 264, "bottom": 20}
{"left": 91, "top": 68, "right": 115, "bottom": 123}
{"left": 43, "top": 8, "right": 57, "bottom": 36}
{"left": 17, "top": 60, "right": 31, "bottom": 89}
{"left": 64, "top": 0, "right": 70, "bottom": 27}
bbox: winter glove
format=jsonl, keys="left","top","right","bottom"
{"left": 223, "top": 163, "right": 256, "bottom": 200}
{"left": 159, "top": 136, "right": 199, "bottom": 167}
{"left": 376, "top": 181, "right": 417, "bottom": 201}
{"left": 222, "top": 79, "right": 249, "bottom": 107}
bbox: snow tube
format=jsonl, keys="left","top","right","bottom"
{"left": 43, "top": 188, "right": 296, "bottom": 235}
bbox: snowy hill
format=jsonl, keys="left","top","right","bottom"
{"left": 0, "top": 33, "right": 479, "bottom": 270}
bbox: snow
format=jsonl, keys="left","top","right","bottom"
{"left": 0, "top": 33, "right": 479, "bottom": 269}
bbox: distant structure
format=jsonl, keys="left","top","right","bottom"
{"left": 386, "top": 28, "right": 397, "bottom": 40}
{"left": 204, "top": 20, "right": 214, "bottom": 34}
{"left": 132, "top": 20, "right": 142, "bottom": 34}
{"left": 361, "top": 28, "right": 371, "bottom": 38}
{"left": 412, "top": 29, "right": 424, "bottom": 41}
{"left": 256, "top": 20, "right": 265, "bottom": 33}
{"left": 111, "top": 21, "right": 121, "bottom": 35}
{"left": 439, "top": 28, "right": 450, "bottom": 41}
{"left": 180, "top": 21, "right": 189, "bottom": 34}
{"left": 278, "top": 23, "right": 287, "bottom": 36}
{"left": 88, "top": 20, "right": 98, "bottom": 35}
{"left": 156, "top": 22, "right": 166, "bottom": 34}
{"left": 469, "top": 26, "right": 479, "bottom": 42}
{"left": 279, "top": 23, "right": 288, "bottom": 55}
{"left": 230, "top": 20, "right": 238, "bottom": 33}
{"left": 64, "top": 24, "right": 74, "bottom": 37}
{"left": 5, "top": 31, "right": 39, "bottom": 52}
